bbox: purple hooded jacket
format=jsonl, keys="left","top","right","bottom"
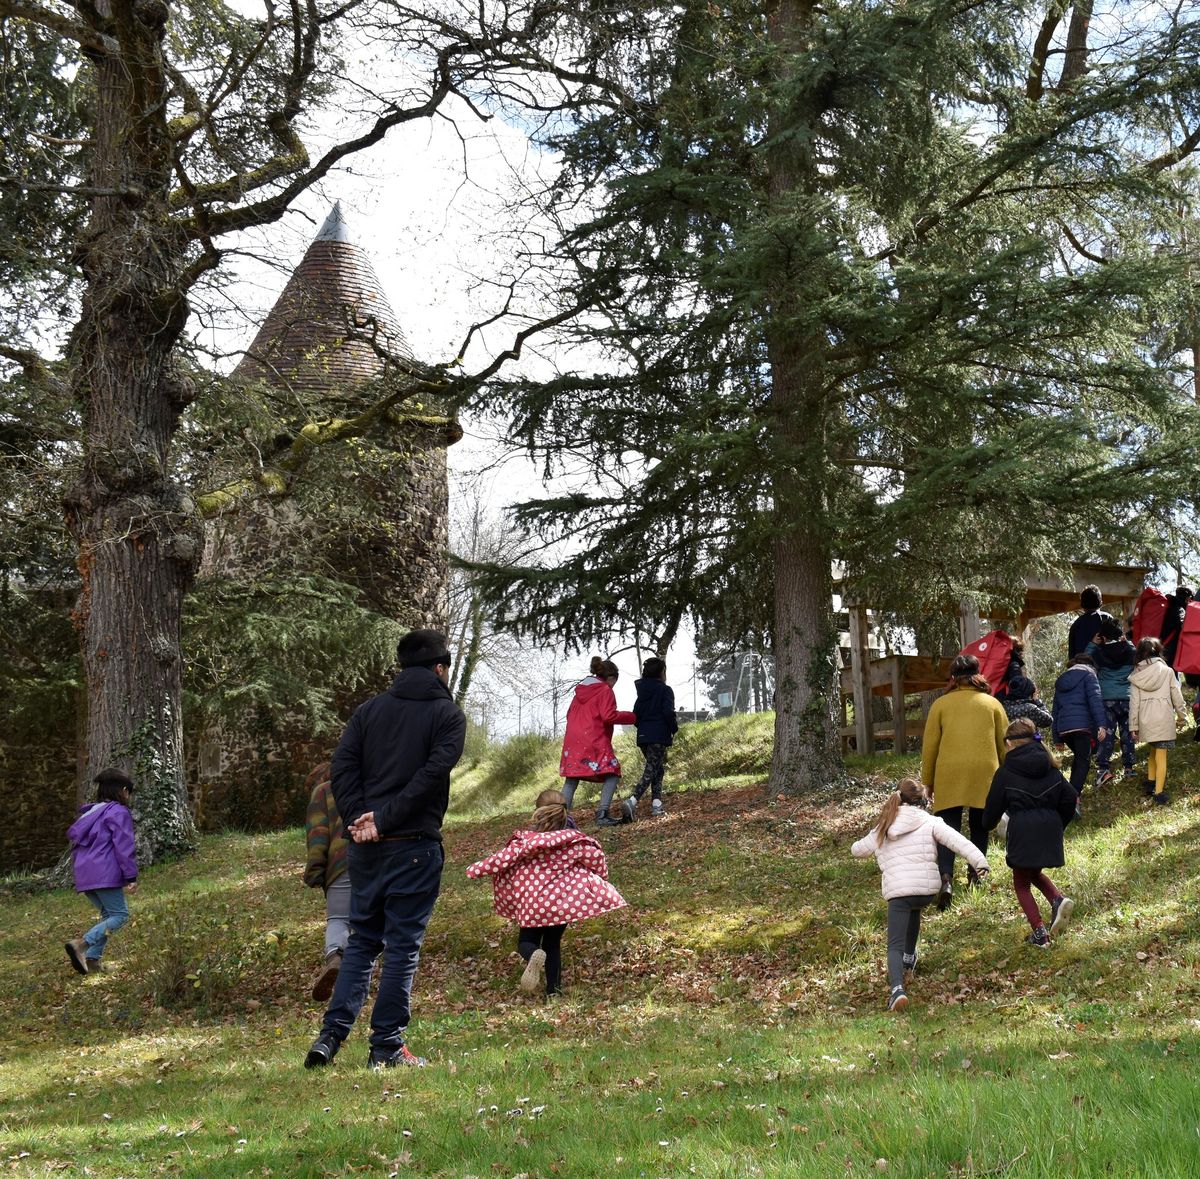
{"left": 68, "top": 802, "right": 138, "bottom": 892}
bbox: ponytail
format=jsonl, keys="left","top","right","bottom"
{"left": 531, "top": 789, "right": 568, "bottom": 832}
{"left": 875, "top": 778, "right": 927, "bottom": 846}
{"left": 589, "top": 656, "right": 619, "bottom": 679}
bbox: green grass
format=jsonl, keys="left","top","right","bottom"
{"left": 3, "top": 727, "right": 1200, "bottom": 1176}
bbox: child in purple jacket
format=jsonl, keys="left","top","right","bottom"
{"left": 65, "top": 768, "right": 138, "bottom": 975}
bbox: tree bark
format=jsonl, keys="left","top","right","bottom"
{"left": 63, "top": 1, "right": 200, "bottom": 863}
{"left": 764, "top": 0, "right": 845, "bottom": 794}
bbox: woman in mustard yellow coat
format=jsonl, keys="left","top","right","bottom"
{"left": 921, "top": 653, "right": 1008, "bottom": 910}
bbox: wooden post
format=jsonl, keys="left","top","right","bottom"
{"left": 848, "top": 602, "right": 875, "bottom": 755}
{"left": 892, "top": 656, "right": 907, "bottom": 754}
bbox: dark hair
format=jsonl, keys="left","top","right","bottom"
{"left": 1068, "top": 654, "right": 1096, "bottom": 669}
{"left": 1098, "top": 618, "right": 1124, "bottom": 642}
{"left": 642, "top": 657, "right": 666, "bottom": 680}
{"left": 1137, "top": 636, "right": 1163, "bottom": 662}
{"left": 1174, "top": 586, "right": 1194, "bottom": 603}
{"left": 589, "top": 656, "right": 619, "bottom": 679}
{"left": 1006, "top": 674, "right": 1037, "bottom": 701}
{"left": 396, "top": 628, "right": 452, "bottom": 670}
{"left": 947, "top": 652, "right": 989, "bottom": 692}
{"left": 531, "top": 789, "right": 568, "bottom": 832}
{"left": 873, "top": 779, "right": 928, "bottom": 846}
{"left": 95, "top": 767, "right": 134, "bottom": 804}
{"left": 1080, "top": 584, "right": 1102, "bottom": 611}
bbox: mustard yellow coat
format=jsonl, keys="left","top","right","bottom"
{"left": 921, "top": 687, "right": 1009, "bottom": 811}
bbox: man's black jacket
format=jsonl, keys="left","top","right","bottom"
{"left": 331, "top": 667, "right": 467, "bottom": 840}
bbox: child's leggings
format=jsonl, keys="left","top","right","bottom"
{"left": 561, "top": 776, "right": 620, "bottom": 815}
{"left": 1012, "top": 867, "right": 1061, "bottom": 930}
{"left": 886, "top": 895, "right": 934, "bottom": 990}
{"left": 632, "top": 743, "right": 668, "bottom": 802}
{"left": 1148, "top": 746, "right": 1169, "bottom": 795}
{"left": 517, "top": 924, "right": 567, "bottom": 994}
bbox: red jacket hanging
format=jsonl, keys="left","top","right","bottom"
{"left": 559, "top": 677, "right": 636, "bottom": 779}
{"left": 466, "top": 827, "right": 627, "bottom": 926}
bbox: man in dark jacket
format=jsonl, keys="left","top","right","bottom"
{"left": 1160, "top": 586, "right": 1193, "bottom": 668}
{"left": 305, "top": 629, "right": 466, "bottom": 1071}
{"left": 1066, "top": 584, "right": 1114, "bottom": 661}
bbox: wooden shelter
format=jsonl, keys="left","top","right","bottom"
{"left": 839, "top": 561, "right": 1151, "bottom": 754}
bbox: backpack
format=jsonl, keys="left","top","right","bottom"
{"left": 958, "top": 630, "right": 1015, "bottom": 695}
{"left": 1173, "top": 601, "right": 1200, "bottom": 675}
{"left": 1131, "top": 586, "right": 1168, "bottom": 646}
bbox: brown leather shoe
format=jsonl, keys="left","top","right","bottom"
{"left": 311, "top": 951, "right": 342, "bottom": 1002}
{"left": 65, "top": 938, "right": 89, "bottom": 975}
{"left": 936, "top": 874, "right": 953, "bottom": 912}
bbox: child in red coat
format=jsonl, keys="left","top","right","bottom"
{"left": 467, "top": 789, "right": 626, "bottom": 996}
{"left": 559, "top": 656, "right": 636, "bottom": 826}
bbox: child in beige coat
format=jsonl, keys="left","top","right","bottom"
{"left": 852, "top": 779, "right": 990, "bottom": 1011}
{"left": 1129, "top": 637, "right": 1189, "bottom": 805}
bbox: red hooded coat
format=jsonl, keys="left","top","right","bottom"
{"left": 466, "top": 827, "right": 627, "bottom": 926}
{"left": 558, "top": 676, "right": 636, "bottom": 779}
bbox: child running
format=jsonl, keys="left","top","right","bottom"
{"left": 1086, "top": 618, "right": 1138, "bottom": 787}
{"left": 1129, "top": 637, "right": 1189, "bottom": 805}
{"left": 1051, "top": 654, "right": 1107, "bottom": 802}
{"left": 851, "top": 779, "right": 989, "bottom": 1012}
{"left": 559, "top": 656, "right": 636, "bottom": 827}
{"left": 621, "top": 657, "right": 678, "bottom": 821}
{"left": 65, "top": 768, "right": 138, "bottom": 975}
{"left": 983, "top": 719, "right": 1077, "bottom": 949}
{"left": 466, "top": 789, "right": 626, "bottom": 997}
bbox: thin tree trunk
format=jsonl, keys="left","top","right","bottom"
{"left": 764, "top": 0, "right": 844, "bottom": 793}
{"left": 63, "top": 4, "right": 200, "bottom": 864}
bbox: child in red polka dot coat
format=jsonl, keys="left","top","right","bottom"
{"left": 467, "top": 789, "right": 626, "bottom": 996}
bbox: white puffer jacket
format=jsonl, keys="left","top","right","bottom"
{"left": 852, "top": 805, "right": 988, "bottom": 899}
{"left": 1129, "top": 657, "right": 1187, "bottom": 744}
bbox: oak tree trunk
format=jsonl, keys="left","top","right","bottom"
{"left": 63, "top": 1, "right": 201, "bottom": 863}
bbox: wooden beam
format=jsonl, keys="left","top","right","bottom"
{"left": 847, "top": 602, "right": 875, "bottom": 755}
{"left": 892, "top": 659, "right": 907, "bottom": 754}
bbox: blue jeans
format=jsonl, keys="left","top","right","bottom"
{"left": 320, "top": 839, "right": 443, "bottom": 1052}
{"left": 83, "top": 888, "right": 129, "bottom": 962}
{"left": 1097, "top": 699, "right": 1135, "bottom": 773}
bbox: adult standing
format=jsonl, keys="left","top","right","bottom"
{"left": 305, "top": 629, "right": 466, "bottom": 1070}
{"left": 559, "top": 656, "right": 636, "bottom": 827}
{"left": 921, "top": 653, "right": 1008, "bottom": 910}
{"left": 1066, "top": 584, "right": 1114, "bottom": 661}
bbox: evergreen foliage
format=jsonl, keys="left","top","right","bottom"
{"left": 470, "top": 0, "right": 1200, "bottom": 790}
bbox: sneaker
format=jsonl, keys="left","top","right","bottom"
{"left": 887, "top": 987, "right": 909, "bottom": 1012}
{"left": 304, "top": 1031, "right": 340, "bottom": 1069}
{"left": 1143, "top": 779, "right": 1155, "bottom": 797}
{"left": 936, "top": 875, "right": 953, "bottom": 912}
{"left": 65, "top": 939, "right": 89, "bottom": 976}
{"left": 368, "top": 1044, "right": 426, "bottom": 1069}
{"left": 620, "top": 797, "right": 638, "bottom": 823}
{"left": 1025, "top": 925, "right": 1051, "bottom": 948}
{"left": 520, "top": 948, "right": 547, "bottom": 994}
{"left": 311, "top": 950, "right": 343, "bottom": 1002}
{"left": 1096, "top": 770, "right": 1114, "bottom": 789}
{"left": 651, "top": 800, "right": 665, "bottom": 818}
{"left": 1049, "top": 896, "right": 1074, "bottom": 938}
{"left": 902, "top": 952, "right": 918, "bottom": 979}
{"left": 1152, "top": 791, "right": 1171, "bottom": 806}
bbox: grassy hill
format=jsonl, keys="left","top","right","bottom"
{"left": 2, "top": 716, "right": 1199, "bottom": 1176}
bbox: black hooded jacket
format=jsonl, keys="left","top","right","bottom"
{"left": 331, "top": 667, "right": 466, "bottom": 840}
{"left": 983, "top": 741, "right": 1076, "bottom": 870}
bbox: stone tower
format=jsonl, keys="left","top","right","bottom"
{"left": 193, "top": 203, "right": 453, "bottom": 829}
{"left": 221, "top": 202, "right": 451, "bottom": 625}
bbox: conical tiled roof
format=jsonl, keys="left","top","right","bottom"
{"left": 235, "top": 203, "right": 411, "bottom": 392}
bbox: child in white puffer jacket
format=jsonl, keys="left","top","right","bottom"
{"left": 852, "top": 779, "right": 990, "bottom": 1012}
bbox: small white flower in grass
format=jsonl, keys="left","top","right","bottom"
{"left": 322, "top": 1107, "right": 331, "bottom": 1113}
{"left": 102, "top": 1113, "right": 113, "bottom": 1120}
{"left": 402, "top": 1130, "right": 412, "bottom": 1138}
{"left": 237, "top": 1139, "right": 247, "bottom": 1145}
{"left": 658, "top": 1140, "right": 670, "bottom": 1147}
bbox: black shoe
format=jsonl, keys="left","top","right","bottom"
{"left": 1152, "top": 791, "right": 1170, "bottom": 806}
{"left": 304, "top": 1031, "right": 340, "bottom": 1069}
{"left": 1025, "top": 925, "right": 1051, "bottom": 948}
{"left": 1143, "top": 779, "right": 1155, "bottom": 797}
{"left": 887, "top": 986, "right": 909, "bottom": 1012}
{"left": 936, "top": 874, "right": 953, "bottom": 911}
{"left": 902, "top": 952, "right": 918, "bottom": 979}
{"left": 1049, "top": 896, "right": 1074, "bottom": 938}
{"left": 595, "top": 810, "right": 620, "bottom": 827}
{"left": 368, "top": 1044, "right": 426, "bottom": 1069}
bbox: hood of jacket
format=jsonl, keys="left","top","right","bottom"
{"left": 1130, "top": 657, "right": 1173, "bottom": 692}
{"left": 1057, "top": 665, "right": 1099, "bottom": 692}
{"left": 68, "top": 801, "right": 117, "bottom": 845}
{"left": 388, "top": 666, "right": 454, "bottom": 702}
{"left": 1092, "top": 639, "right": 1136, "bottom": 672}
{"left": 884, "top": 804, "right": 930, "bottom": 840}
{"left": 1001, "top": 739, "right": 1059, "bottom": 783}
{"left": 473, "top": 826, "right": 594, "bottom": 874}
{"left": 571, "top": 677, "right": 609, "bottom": 702}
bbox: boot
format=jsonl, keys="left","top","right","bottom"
{"left": 936, "top": 873, "right": 953, "bottom": 911}
{"left": 596, "top": 809, "right": 620, "bottom": 827}
{"left": 65, "top": 938, "right": 89, "bottom": 975}
{"left": 310, "top": 949, "right": 342, "bottom": 1002}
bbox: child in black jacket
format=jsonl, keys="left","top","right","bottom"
{"left": 621, "top": 658, "right": 678, "bottom": 820}
{"left": 983, "top": 718, "right": 1078, "bottom": 948}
